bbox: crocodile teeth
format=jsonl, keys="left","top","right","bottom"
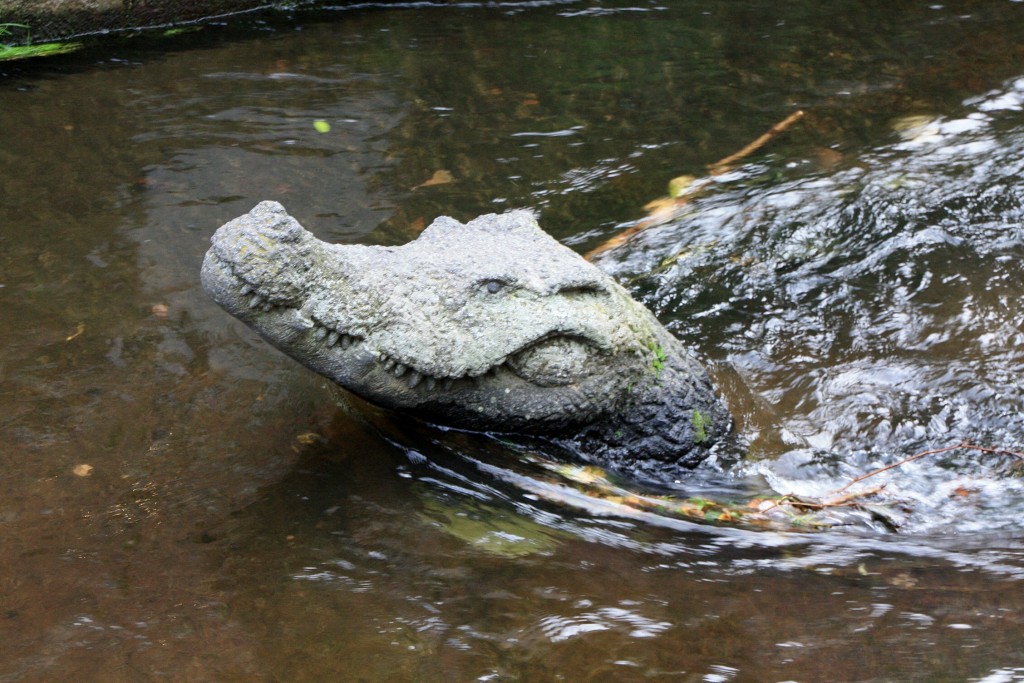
{"left": 443, "top": 379, "right": 454, "bottom": 390}
{"left": 407, "top": 371, "right": 423, "bottom": 389}
{"left": 469, "top": 369, "right": 498, "bottom": 385}
{"left": 393, "top": 363, "right": 407, "bottom": 377}
{"left": 250, "top": 295, "right": 265, "bottom": 309}
{"left": 340, "top": 335, "right": 353, "bottom": 350}
{"left": 262, "top": 303, "right": 273, "bottom": 312}
{"left": 327, "top": 331, "right": 340, "bottom": 346}
{"left": 425, "top": 377, "right": 436, "bottom": 391}
{"left": 239, "top": 284, "right": 253, "bottom": 296}
{"left": 313, "top": 326, "right": 328, "bottom": 341}
{"left": 382, "top": 357, "right": 397, "bottom": 371}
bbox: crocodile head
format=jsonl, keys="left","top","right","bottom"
{"left": 202, "top": 201, "right": 729, "bottom": 461}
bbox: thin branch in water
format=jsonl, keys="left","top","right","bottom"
{"left": 820, "top": 484, "right": 888, "bottom": 508}
{"left": 755, "top": 484, "right": 888, "bottom": 517}
{"left": 707, "top": 109, "right": 805, "bottom": 176}
{"left": 584, "top": 221, "right": 650, "bottom": 261}
{"left": 831, "top": 442, "right": 1024, "bottom": 495}
{"left": 584, "top": 110, "right": 805, "bottom": 261}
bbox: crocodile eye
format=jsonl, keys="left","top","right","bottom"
{"left": 478, "top": 277, "right": 515, "bottom": 295}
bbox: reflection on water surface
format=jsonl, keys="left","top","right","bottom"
{"left": 2, "top": 2, "right": 1024, "bottom": 681}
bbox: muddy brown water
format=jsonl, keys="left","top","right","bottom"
{"left": 2, "top": 2, "right": 1024, "bottom": 681}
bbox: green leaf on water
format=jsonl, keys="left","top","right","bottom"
{"left": 313, "top": 120, "right": 331, "bottom": 133}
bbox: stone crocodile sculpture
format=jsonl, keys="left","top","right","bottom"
{"left": 201, "top": 201, "right": 730, "bottom": 471}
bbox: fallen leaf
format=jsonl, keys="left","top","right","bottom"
{"left": 296, "top": 432, "right": 322, "bottom": 445}
{"left": 952, "top": 485, "right": 977, "bottom": 498}
{"left": 66, "top": 323, "right": 85, "bottom": 342}
{"left": 414, "top": 169, "right": 454, "bottom": 189}
{"left": 890, "top": 572, "right": 918, "bottom": 588}
{"left": 814, "top": 146, "right": 844, "bottom": 169}
{"left": 73, "top": 464, "right": 94, "bottom": 477}
{"left": 313, "top": 120, "right": 331, "bottom": 133}
{"left": 151, "top": 303, "right": 169, "bottom": 319}
{"left": 891, "top": 114, "right": 936, "bottom": 137}
{"left": 410, "top": 216, "right": 426, "bottom": 233}
{"left": 667, "top": 174, "right": 697, "bottom": 198}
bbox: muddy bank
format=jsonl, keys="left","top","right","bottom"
{"left": 1, "top": 0, "right": 290, "bottom": 43}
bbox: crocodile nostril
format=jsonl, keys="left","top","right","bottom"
{"left": 556, "top": 282, "right": 608, "bottom": 297}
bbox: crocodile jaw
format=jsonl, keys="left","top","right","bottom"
{"left": 201, "top": 203, "right": 650, "bottom": 430}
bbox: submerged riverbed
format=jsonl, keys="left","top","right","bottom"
{"left": 2, "top": 2, "right": 1024, "bottom": 681}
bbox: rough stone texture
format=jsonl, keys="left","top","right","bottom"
{"left": 202, "top": 201, "right": 731, "bottom": 469}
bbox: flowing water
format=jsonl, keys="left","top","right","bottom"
{"left": 2, "top": 2, "right": 1024, "bottom": 681}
